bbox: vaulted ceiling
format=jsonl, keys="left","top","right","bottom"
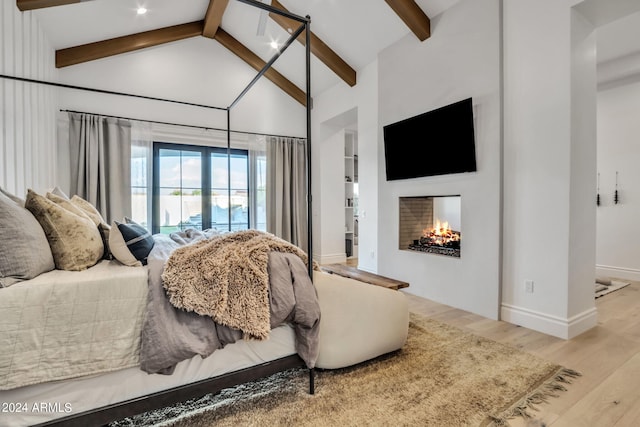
{"left": 18, "top": 0, "right": 460, "bottom": 105}
{"left": 16, "top": 1, "right": 640, "bottom": 109}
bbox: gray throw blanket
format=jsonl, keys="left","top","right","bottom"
{"left": 140, "top": 230, "right": 320, "bottom": 374}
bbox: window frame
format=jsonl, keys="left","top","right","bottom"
{"left": 152, "top": 142, "right": 249, "bottom": 234}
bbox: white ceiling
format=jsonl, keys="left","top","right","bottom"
{"left": 33, "top": 0, "right": 460, "bottom": 96}
{"left": 31, "top": 0, "right": 640, "bottom": 99}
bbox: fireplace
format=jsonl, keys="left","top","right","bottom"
{"left": 399, "top": 196, "right": 461, "bottom": 257}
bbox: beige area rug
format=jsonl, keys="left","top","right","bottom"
{"left": 595, "top": 277, "right": 631, "bottom": 299}
{"left": 112, "top": 314, "right": 579, "bottom": 427}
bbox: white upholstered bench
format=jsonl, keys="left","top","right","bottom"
{"left": 313, "top": 271, "right": 409, "bottom": 369}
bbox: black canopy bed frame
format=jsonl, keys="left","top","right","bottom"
{"left": 0, "top": 0, "right": 314, "bottom": 425}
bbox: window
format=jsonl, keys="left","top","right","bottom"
{"left": 152, "top": 142, "right": 260, "bottom": 234}
{"left": 131, "top": 145, "right": 150, "bottom": 228}
{"left": 253, "top": 156, "right": 267, "bottom": 231}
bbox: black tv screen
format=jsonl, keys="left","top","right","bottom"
{"left": 383, "top": 98, "right": 476, "bottom": 180}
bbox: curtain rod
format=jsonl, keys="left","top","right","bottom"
{"left": 60, "top": 109, "right": 305, "bottom": 140}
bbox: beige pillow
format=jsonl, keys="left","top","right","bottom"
{"left": 46, "top": 192, "right": 92, "bottom": 219}
{"left": 25, "top": 190, "right": 103, "bottom": 271}
{"left": 69, "top": 195, "right": 112, "bottom": 259}
{"left": 70, "top": 195, "right": 104, "bottom": 226}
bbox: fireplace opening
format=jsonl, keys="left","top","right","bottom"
{"left": 399, "top": 196, "right": 461, "bottom": 258}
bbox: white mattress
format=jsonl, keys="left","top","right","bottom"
{"left": 0, "top": 260, "right": 148, "bottom": 390}
{"left": 0, "top": 324, "right": 296, "bottom": 427}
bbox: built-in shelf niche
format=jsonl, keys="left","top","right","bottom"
{"left": 345, "top": 130, "right": 358, "bottom": 258}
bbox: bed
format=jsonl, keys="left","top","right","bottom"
{"left": 0, "top": 232, "right": 320, "bottom": 427}
{"left": 0, "top": 238, "right": 409, "bottom": 427}
{"left": 0, "top": 190, "right": 409, "bottom": 427}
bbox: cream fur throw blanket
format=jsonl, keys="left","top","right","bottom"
{"left": 162, "top": 230, "right": 314, "bottom": 340}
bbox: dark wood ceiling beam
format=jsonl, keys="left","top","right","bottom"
{"left": 384, "top": 0, "right": 431, "bottom": 41}
{"left": 17, "top": 0, "right": 82, "bottom": 11}
{"left": 56, "top": 21, "right": 205, "bottom": 68}
{"left": 202, "top": 0, "right": 229, "bottom": 38}
{"left": 269, "top": 0, "right": 356, "bottom": 87}
{"left": 214, "top": 28, "right": 306, "bottom": 106}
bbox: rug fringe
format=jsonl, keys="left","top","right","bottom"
{"left": 488, "top": 367, "right": 581, "bottom": 426}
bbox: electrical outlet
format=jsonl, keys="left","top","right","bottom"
{"left": 525, "top": 280, "right": 534, "bottom": 293}
{"left": 370, "top": 250, "right": 375, "bottom": 259}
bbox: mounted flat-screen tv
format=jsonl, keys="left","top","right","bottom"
{"left": 383, "top": 97, "right": 476, "bottom": 181}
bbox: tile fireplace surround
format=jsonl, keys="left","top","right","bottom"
{"left": 399, "top": 195, "right": 461, "bottom": 258}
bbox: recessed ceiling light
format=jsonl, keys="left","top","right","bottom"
{"left": 137, "top": 7, "right": 147, "bottom": 15}
{"left": 270, "top": 40, "right": 279, "bottom": 50}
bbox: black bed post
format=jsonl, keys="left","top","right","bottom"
{"left": 305, "top": 16, "right": 315, "bottom": 396}
{"left": 221, "top": 2, "right": 316, "bottom": 394}
{"left": 305, "top": 16, "right": 313, "bottom": 282}
{"left": 227, "top": 6, "right": 313, "bottom": 280}
{"left": 226, "top": 107, "right": 232, "bottom": 232}
{"left": 309, "top": 367, "right": 315, "bottom": 395}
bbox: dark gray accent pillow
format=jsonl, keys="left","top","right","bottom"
{"left": 0, "top": 190, "right": 55, "bottom": 287}
{"left": 109, "top": 218, "right": 154, "bottom": 266}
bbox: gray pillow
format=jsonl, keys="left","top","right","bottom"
{"left": 0, "top": 186, "right": 25, "bottom": 206}
{"left": 0, "top": 190, "right": 55, "bottom": 287}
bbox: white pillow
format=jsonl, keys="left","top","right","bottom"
{"left": 109, "top": 218, "right": 154, "bottom": 267}
{"left": 50, "top": 186, "right": 70, "bottom": 200}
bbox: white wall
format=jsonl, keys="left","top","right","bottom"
{"left": 56, "top": 37, "right": 306, "bottom": 138}
{"left": 377, "top": 0, "right": 502, "bottom": 320}
{"left": 568, "top": 7, "right": 598, "bottom": 328}
{"left": 501, "top": 0, "right": 640, "bottom": 339}
{"left": 0, "top": 4, "right": 58, "bottom": 196}
{"left": 596, "top": 80, "right": 640, "bottom": 280}
{"left": 502, "top": 0, "right": 598, "bottom": 339}
{"left": 314, "top": 128, "right": 348, "bottom": 264}
{"left": 312, "top": 61, "right": 379, "bottom": 272}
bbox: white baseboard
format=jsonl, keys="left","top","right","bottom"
{"left": 596, "top": 264, "right": 640, "bottom": 282}
{"left": 314, "top": 253, "right": 347, "bottom": 265}
{"left": 501, "top": 303, "right": 598, "bottom": 339}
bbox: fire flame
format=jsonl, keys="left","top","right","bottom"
{"left": 421, "top": 219, "right": 460, "bottom": 246}
{"left": 423, "top": 219, "right": 452, "bottom": 237}
{"left": 433, "top": 220, "right": 449, "bottom": 236}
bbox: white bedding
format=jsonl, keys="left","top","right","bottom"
{"left": 0, "top": 260, "right": 148, "bottom": 390}
{"left": 0, "top": 324, "right": 296, "bottom": 427}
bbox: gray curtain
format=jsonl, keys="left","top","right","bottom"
{"left": 266, "top": 136, "right": 308, "bottom": 250}
{"left": 68, "top": 113, "right": 132, "bottom": 224}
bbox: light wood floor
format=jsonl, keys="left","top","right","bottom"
{"left": 405, "top": 281, "right": 640, "bottom": 426}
